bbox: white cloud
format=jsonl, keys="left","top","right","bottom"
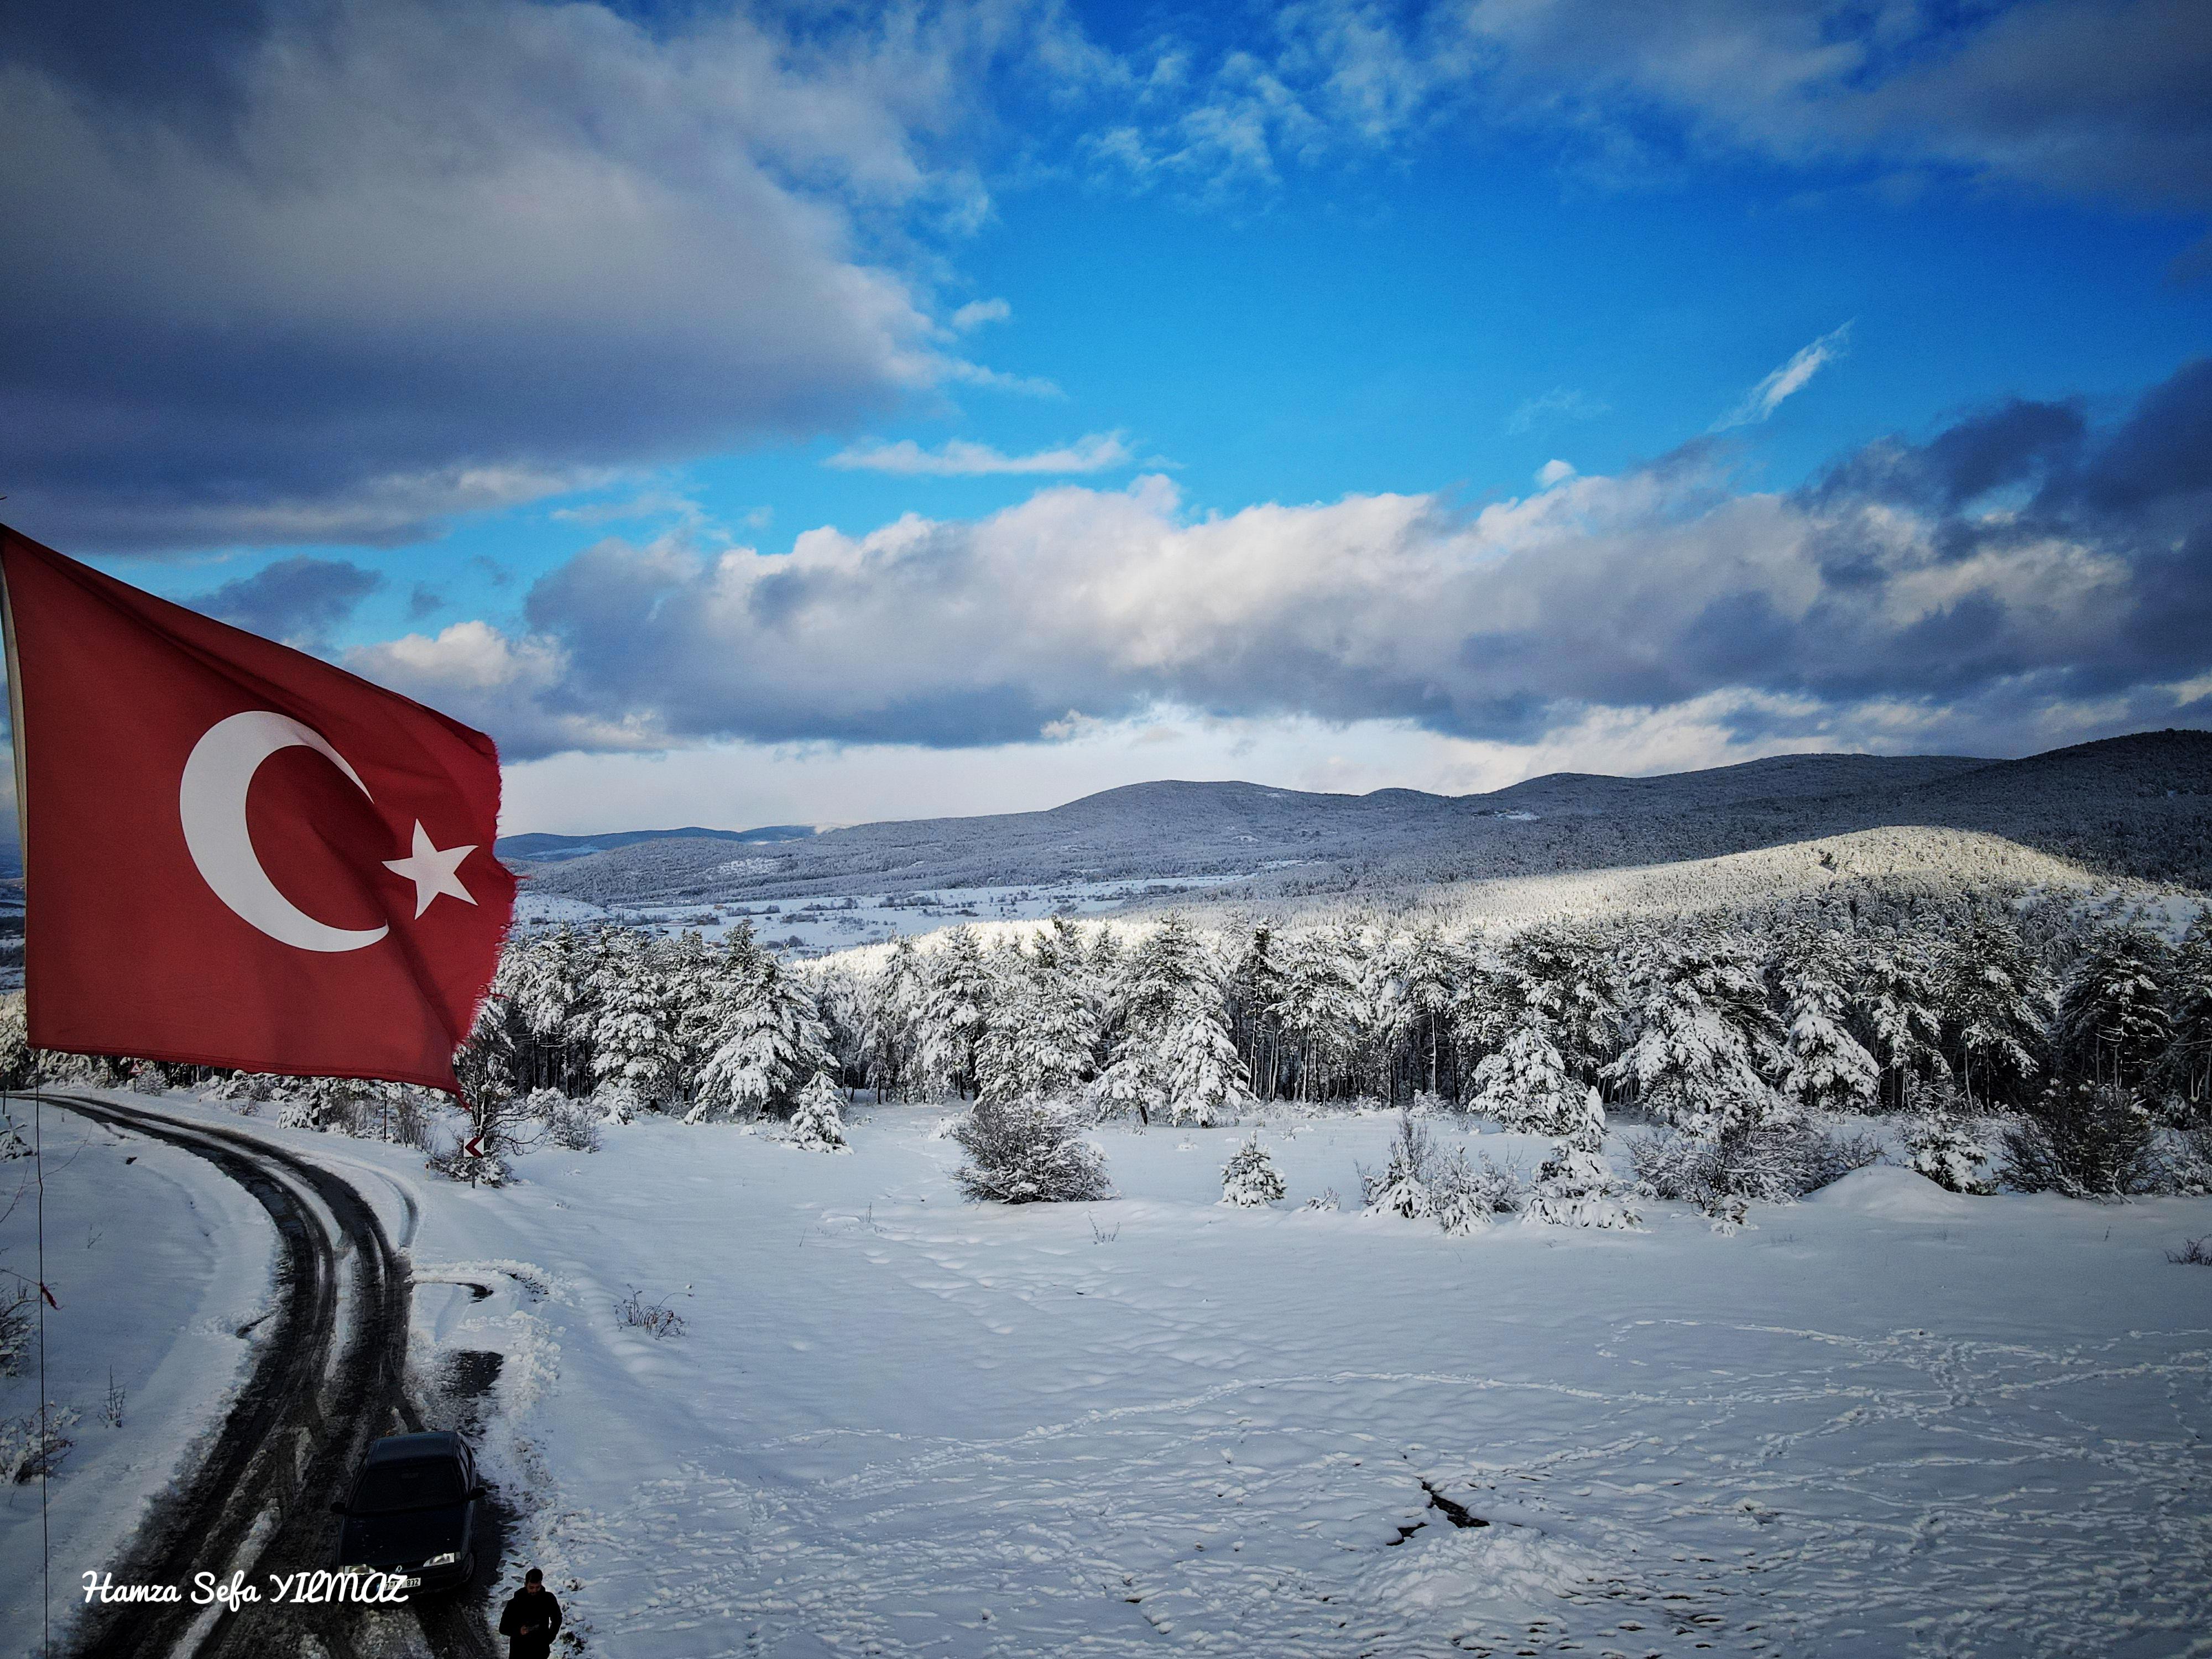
{"left": 1536, "top": 459, "right": 1576, "bottom": 487}
{"left": 826, "top": 432, "right": 1134, "bottom": 477}
{"left": 1509, "top": 388, "right": 1610, "bottom": 435}
{"left": 1713, "top": 322, "right": 1853, "bottom": 430}
{"left": 948, "top": 298, "right": 1011, "bottom": 332}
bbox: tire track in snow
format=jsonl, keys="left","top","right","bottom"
{"left": 48, "top": 1097, "right": 495, "bottom": 1659}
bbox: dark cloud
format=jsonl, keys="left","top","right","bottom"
{"left": 196, "top": 555, "right": 381, "bottom": 643}
{"left": 0, "top": 0, "right": 278, "bottom": 125}
{"left": 348, "top": 357, "right": 2212, "bottom": 763}
{"left": 0, "top": 0, "right": 1014, "bottom": 552}
{"left": 406, "top": 583, "right": 445, "bottom": 621}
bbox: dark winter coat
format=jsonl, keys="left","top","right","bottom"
{"left": 498, "top": 1585, "right": 562, "bottom": 1659}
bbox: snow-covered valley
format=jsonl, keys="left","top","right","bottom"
{"left": 11, "top": 1095, "right": 2211, "bottom": 1658}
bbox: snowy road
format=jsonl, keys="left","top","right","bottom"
{"left": 39, "top": 1098, "right": 494, "bottom": 1659}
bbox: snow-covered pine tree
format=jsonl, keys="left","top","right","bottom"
{"left": 864, "top": 935, "right": 924, "bottom": 1101}
{"left": 1469, "top": 1020, "right": 1576, "bottom": 1134}
{"left": 1361, "top": 1109, "right": 1436, "bottom": 1220}
{"left": 1526, "top": 1087, "right": 1638, "bottom": 1228}
{"left": 1942, "top": 912, "right": 2052, "bottom": 1112}
{"left": 1397, "top": 925, "right": 1460, "bottom": 1100}
{"left": 2160, "top": 914, "right": 2212, "bottom": 1119}
{"left": 789, "top": 1071, "right": 851, "bottom": 1152}
{"left": 1494, "top": 922, "right": 1621, "bottom": 1083}
{"left": 1090, "top": 917, "right": 1248, "bottom": 1124}
{"left": 2056, "top": 924, "right": 2173, "bottom": 1089}
{"left": 1902, "top": 1075, "right": 1991, "bottom": 1194}
{"left": 587, "top": 928, "right": 683, "bottom": 1112}
{"left": 915, "top": 926, "right": 992, "bottom": 1100}
{"left": 504, "top": 924, "right": 592, "bottom": 1092}
{"left": 1162, "top": 996, "right": 1251, "bottom": 1125}
{"left": 1274, "top": 929, "right": 1358, "bottom": 1104}
{"left": 1776, "top": 928, "right": 1880, "bottom": 1117}
{"left": 690, "top": 954, "right": 836, "bottom": 1121}
{"left": 1855, "top": 928, "right": 1949, "bottom": 1111}
{"left": 977, "top": 935, "right": 1101, "bottom": 1105}
{"left": 1228, "top": 924, "right": 1291, "bottom": 1100}
{"left": 1603, "top": 930, "right": 1783, "bottom": 1139}
{"left": 1219, "top": 1134, "right": 1286, "bottom": 1206}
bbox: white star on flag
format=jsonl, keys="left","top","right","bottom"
{"left": 383, "top": 821, "right": 479, "bottom": 919}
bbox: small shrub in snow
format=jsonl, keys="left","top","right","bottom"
{"left": 1360, "top": 1112, "right": 1436, "bottom": 1220}
{"left": 1628, "top": 1121, "right": 1879, "bottom": 1217}
{"left": 534, "top": 1089, "right": 602, "bottom": 1153}
{"left": 1303, "top": 1187, "right": 1341, "bottom": 1212}
{"left": 1427, "top": 1148, "right": 1495, "bottom": 1234}
{"left": 1525, "top": 1088, "right": 1639, "bottom": 1229}
{"left": 617, "top": 1285, "right": 687, "bottom": 1339}
{"left": 1361, "top": 1112, "right": 1522, "bottom": 1232}
{"left": 1219, "top": 1135, "right": 1286, "bottom": 1206}
{"left": 0, "top": 1292, "right": 28, "bottom": 1379}
{"left": 1, "top": 1405, "right": 76, "bottom": 1484}
{"left": 2148, "top": 1126, "right": 2212, "bottom": 1196}
{"left": 1904, "top": 1111, "right": 1992, "bottom": 1195}
{"left": 2000, "top": 1080, "right": 2156, "bottom": 1198}
{"left": 592, "top": 1081, "right": 640, "bottom": 1125}
{"left": 789, "top": 1073, "right": 851, "bottom": 1153}
{"left": 953, "top": 1097, "right": 1113, "bottom": 1204}
{"left": 2168, "top": 1237, "right": 2212, "bottom": 1266}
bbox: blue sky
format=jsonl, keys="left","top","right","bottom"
{"left": 3, "top": 1, "right": 2209, "bottom": 832}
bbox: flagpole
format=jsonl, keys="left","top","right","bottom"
{"left": 3, "top": 538, "right": 50, "bottom": 1657}
{"left": 34, "top": 1079, "right": 49, "bottom": 1659}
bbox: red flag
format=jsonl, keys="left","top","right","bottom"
{"left": 1, "top": 526, "right": 515, "bottom": 1094}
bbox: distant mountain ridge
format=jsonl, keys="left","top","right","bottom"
{"left": 512, "top": 729, "right": 2212, "bottom": 909}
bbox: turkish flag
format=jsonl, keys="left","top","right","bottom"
{"left": 1, "top": 526, "right": 515, "bottom": 1094}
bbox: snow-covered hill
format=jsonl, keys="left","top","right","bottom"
{"left": 511, "top": 730, "right": 2212, "bottom": 918}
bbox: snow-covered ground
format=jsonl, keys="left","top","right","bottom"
{"left": 11, "top": 1096, "right": 2212, "bottom": 1657}
{"left": 0, "top": 1100, "right": 277, "bottom": 1644}
{"left": 514, "top": 869, "right": 1303, "bottom": 956}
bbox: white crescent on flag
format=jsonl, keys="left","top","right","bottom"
{"left": 178, "top": 710, "right": 391, "bottom": 954}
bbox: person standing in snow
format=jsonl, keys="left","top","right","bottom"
{"left": 498, "top": 1567, "right": 562, "bottom": 1658}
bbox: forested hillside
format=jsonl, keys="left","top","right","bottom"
{"left": 513, "top": 729, "right": 2212, "bottom": 911}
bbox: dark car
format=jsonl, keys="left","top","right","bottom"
{"left": 331, "top": 1431, "right": 485, "bottom": 1594}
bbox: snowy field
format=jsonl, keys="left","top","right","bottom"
{"left": 9, "top": 1096, "right": 2212, "bottom": 1658}
{"left": 0, "top": 1104, "right": 276, "bottom": 1627}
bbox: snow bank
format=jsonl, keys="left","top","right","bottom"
{"left": 1803, "top": 1162, "right": 1973, "bottom": 1219}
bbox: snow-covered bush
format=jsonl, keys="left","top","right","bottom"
{"left": 1525, "top": 1088, "right": 1638, "bottom": 1229}
{"left": 1629, "top": 1121, "right": 1880, "bottom": 1215}
{"left": 1303, "top": 1187, "right": 1340, "bottom": 1212}
{"left": 0, "top": 1288, "right": 28, "bottom": 1380}
{"left": 952, "top": 1097, "right": 1113, "bottom": 1204}
{"left": 1, "top": 1405, "right": 76, "bottom": 1484}
{"left": 789, "top": 1073, "right": 851, "bottom": 1154}
{"left": 1428, "top": 1146, "right": 1525, "bottom": 1233}
{"left": 2000, "top": 1080, "right": 2156, "bottom": 1198}
{"left": 1361, "top": 1112, "right": 1521, "bottom": 1231}
{"left": 1360, "top": 1112, "right": 1436, "bottom": 1219}
{"left": 1903, "top": 1086, "right": 1992, "bottom": 1194}
{"left": 592, "top": 1080, "right": 640, "bottom": 1124}
{"left": 616, "top": 1285, "right": 686, "bottom": 1340}
{"left": 2148, "top": 1126, "right": 2212, "bottom": 1196}
{"left": 534, "top": 1089, "right": 601, "bottom": 1153}
{"left": 1219, "top": 1134, "right": 1286, "bottom": 1206}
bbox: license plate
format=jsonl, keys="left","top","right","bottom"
{"left": 400, "top": 1577, "right": 422, "bottom": 1589}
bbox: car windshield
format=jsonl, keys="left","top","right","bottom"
{"left": 350, "top": 1458, "right": 465, "bottom": 1514}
